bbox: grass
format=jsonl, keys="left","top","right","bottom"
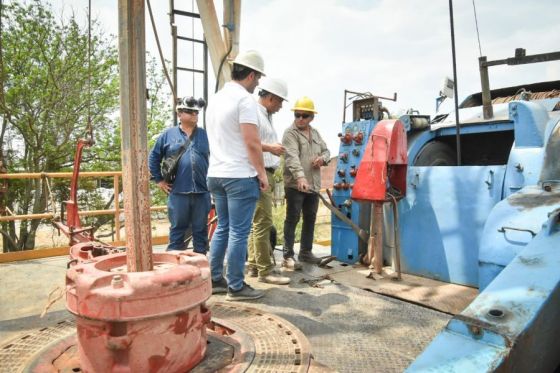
{"left": 21, "top": 202, "right": 332, "bottom": 251}
{"left": 271, "top": 201, "right": 331, "bottom": 246}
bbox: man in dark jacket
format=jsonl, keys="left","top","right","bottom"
{"left": 149, "top": 97, "right": 210, "bottom": 253}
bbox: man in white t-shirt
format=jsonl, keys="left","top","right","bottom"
{"left": 206, "top": 50, "right": 268, "bottom": 301}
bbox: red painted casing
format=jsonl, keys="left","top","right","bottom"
{"left": 351, "top": 119, "right": 408, "bottom": 202}
{"left": 66, "top": 251, "right": 211, "bottom": 373}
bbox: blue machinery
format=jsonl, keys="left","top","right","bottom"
{"left": 331, "top": 51, "right": 560, "bottom": 370}
{"left": 331, "top": 90, "right": 397, "bottom": 264}
{"left": 331, "top": 119, "right": 376, "bottom": 263}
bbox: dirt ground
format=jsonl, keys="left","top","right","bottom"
{"left": 2, "top": 205, "right": 332, "bottom": 251}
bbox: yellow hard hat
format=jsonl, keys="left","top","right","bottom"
{"left": 291, "top": 96, "right": 317, "bottom": 114}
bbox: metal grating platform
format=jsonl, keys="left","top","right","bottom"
{"left": 0, "top": 319, "right": 75, "bottom": 373}
{"left": 210, "top": 276, "right": 451, "bottom": 373}
{"left": 1, "top": 248, "right": 453, "bottom": 372}
{"left": 0, "top": 303, "right": 314, "bottom": 373}
{"left": 211, "top": 302, "right": 313, "bottom": 372}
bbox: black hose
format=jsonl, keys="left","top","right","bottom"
{"left": 215, "top": 42, "right": 233, "bottom": 93}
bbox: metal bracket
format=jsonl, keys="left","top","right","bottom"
{"left": 497, "top": 226, "right": 537, "bottom": 237}
{"left": 485, "top": 170, "right": 494, "bottom": 189}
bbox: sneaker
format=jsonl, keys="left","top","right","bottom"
{"left": 211, "top": 277, "right": 228, "bottom": 294}
{"left": 258, "top": 270, "right": 290, "bottom": 285}
{"left": 281, "top": 257, "right": 302, "bottom": 270}
{"left": 226, "top": 283, "right": 264, "bottom": 301}
{"left": 298, "top": 251, "right": 322, "bottom": 264}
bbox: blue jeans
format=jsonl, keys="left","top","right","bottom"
{"left": 208, "top": 177, "right": 260, "bottom": 291}
{"left": 167, "top": 192, "right": 211, "bottom": 253}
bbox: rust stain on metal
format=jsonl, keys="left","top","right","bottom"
{"left": 468, "top": 324, "right": 483, "bottom": 339}
{"left": 507, "top": 188, "right": 560, "bottom": 210}
{"left": 148, "top": 346, "right": 170, "bottom": 373}
{"left": 118, "top": 0, "right": 153, "bottom": 272}
{"left": 517, "top": 255, "right": 542, "bottom": 266}
{"left": 173, "top": 312, "right": 190, "bottom": 336}
{"left": 454, "top": 314, "right": 514, "bottom": 347}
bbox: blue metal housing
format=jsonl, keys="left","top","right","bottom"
{"left": 331, "top": 120, "right": 376, "bottom": 263}
{"left": 331, "top": 88, "right": 560, "bottom": 370}
{"left": 407, "top": 206, "right": 560, "bottom": 372}
{"left": 405, "top": 93, "right": 560, "bottom": 370}
{"left": 399, "top": 98, "right": 560, "bottom": 287}
{"left": 399, "top": 164, "right": 506, "bottom": 286}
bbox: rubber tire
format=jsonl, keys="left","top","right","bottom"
{"left": 413, "top": 141, "right": 457, "bottom": 166}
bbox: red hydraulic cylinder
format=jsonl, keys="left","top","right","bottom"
{"left": 66, "top": 251, "right": 212, "bottom": 372}
{"left": 351, "top": 119, "right": 408, "bottom": 273}
{"left": 352, "top": 119, "right": 407, "bottom": 202}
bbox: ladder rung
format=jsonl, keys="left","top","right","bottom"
{"left": 172, "top": 9, "right": 201, "bottom": 19}
{"left": 177, "top": 36, "right": 206, "bottom": 44}
{"left": 177, "top": 67, "right": 205, "bottom": 74}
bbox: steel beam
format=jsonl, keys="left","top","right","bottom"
{"left": 170, "top": 0, "right": 178, "bottom": 125}
{"left": 483, "top": 49, "right": 560, "bottom": 67}
{"left": 479, "top": 56, "right": 493, "bottom": 119}
{"left": 196, "top": 0, "right": 231, "bottom": 89}
{"left": 479, "top": 49, "right": 560, "bottom": 120}
{"left": 117, "top": 0, "right": 153, "bottom": 272}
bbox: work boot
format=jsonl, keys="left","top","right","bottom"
{"left": 226, "top": 283, "right": 264, "bottom": 301}
{"left": 211, "top": 277, "right": 228, "bottom": 294}
{"left": 281, "top": 257, "right": 302, "bottom": 271}
{"left": 245, "top": 265, "right": 258, "bottom": 278}
{"left": 298, "top": 250, "right": 322, "bottom": 264}
{"left": 258, "top": 269, "right": 290, "bottom": 285}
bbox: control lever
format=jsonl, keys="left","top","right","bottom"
{"left": 353, "top": 132, "right": 364, "bottom": 145}
{"left": 338, "top": 132, "right": 352, "bottom": 145}
{"left": 312, "top": 190, "right": 368, "bottom": 243}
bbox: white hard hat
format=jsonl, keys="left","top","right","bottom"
{"left": 232, "top": 50, "right": 266, "bottom": 75}
{"left": 176, "top": 96, "right": 206, "bottom": 112}
{"left": 258, "top": 77, "right": 288, "bottom": 101}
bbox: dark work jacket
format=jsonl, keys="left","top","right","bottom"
{"left": 149, "top": 125, "right": 210, "bottom": 194}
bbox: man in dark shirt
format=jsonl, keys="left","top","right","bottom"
{"left": 148, "top": 97, "right": 210, "bottom": 253}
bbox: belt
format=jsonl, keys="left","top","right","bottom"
{"left": 265, "top": 167, "right": 276, "bottom": 173}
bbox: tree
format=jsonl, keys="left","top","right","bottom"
{"left": 0, "top": 1, "right": 120, "bottom": 251}
{"left": 84, "top": 56, "right": 172, "bottom": 235}
{"left": 0, "top": 1, "right": 172, "bottom": 252}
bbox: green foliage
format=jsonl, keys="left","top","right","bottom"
{"left": 0, "top": 1, "right": 172, "bottom": 251}
{"left": 1, "top": 1, "right": 120, "bottom": 173}
{"left": 270, "top": 203, "right": 331, "bottom": 246}
{"left": 146, "top": 57, "right": 172, "bottom": 207}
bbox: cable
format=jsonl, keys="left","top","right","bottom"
{"left": 214, "top": 36, "right": 232, "bottom": 93}
{"left": 192, "top": 0, "right": 195, "bottom": 95}
{"left": 472, "top": 0, "right": 483, "bottom": 57}
{"left": 86, "top": 0, "right": 93, "bottom": 141}
{"left": 147, "top": 0, "right": 176, "bottom": 103}
{"left": 449, "top": 0, "right": 462, "bottom": 166}
{"left": 215, "top": 0, "right": 234, "bottom": 93}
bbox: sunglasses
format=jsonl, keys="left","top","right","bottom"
{"left": 294, "top": 113, "right": 311, "bottom": 119}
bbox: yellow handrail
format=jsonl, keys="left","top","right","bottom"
{"left": 0, "top": 171, "right": 122, "bottom": 179}
{"left": 0, "top": 172, "right": 332, "bottom": 262}
{"left": 0, "top": 172, "right": 166, "bottom": 242}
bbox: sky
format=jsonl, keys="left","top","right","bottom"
{"left": 47, "top": 0, "right": 560, "bottom": 153}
